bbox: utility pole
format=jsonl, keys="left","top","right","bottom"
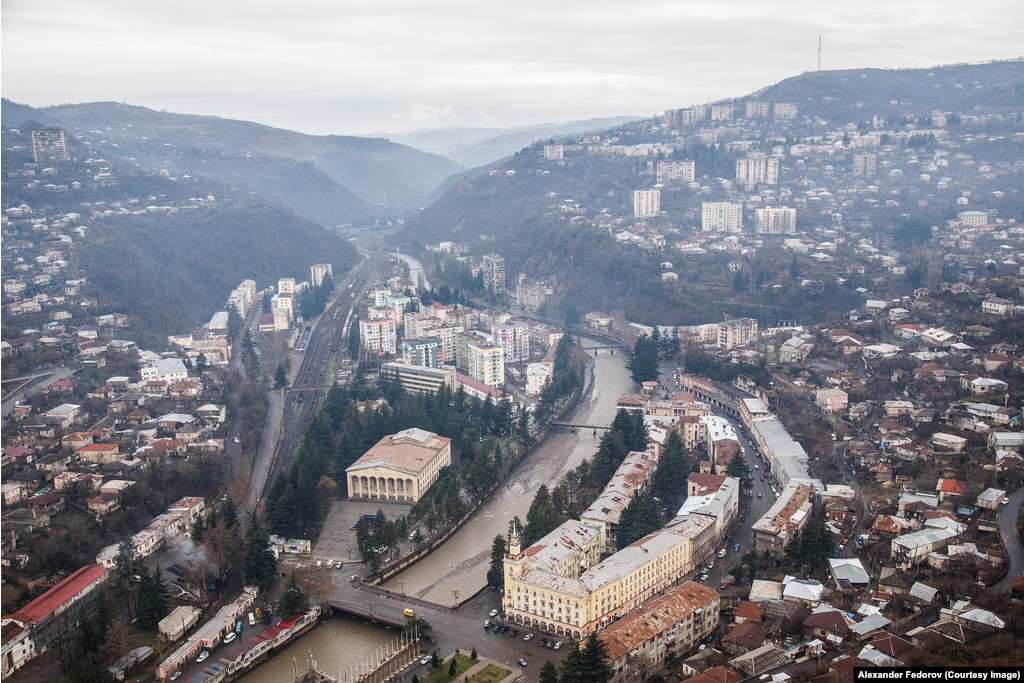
{"left": 817, "top": 36, "right": 823, "bottom": 72}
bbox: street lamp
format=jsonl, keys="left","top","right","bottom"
{"left": 399, "top": 579, "right": 406, "bottom": 597}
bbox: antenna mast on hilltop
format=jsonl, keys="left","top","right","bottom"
{"left": 817, "top": 36, "right": 823, "bottom": 72}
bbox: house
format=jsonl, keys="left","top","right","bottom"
{"left": 815, "top": 389, "right": 848, "bottom": 414}
{"left": 975, "top": 488, "right": 1007, "bottom": 510}
{"left": 935, "top": 478, "right": 967, "bottom": 502}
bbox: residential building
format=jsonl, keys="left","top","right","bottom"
{"left": 852, "top": 153, "right": 877, "bottom": 177}
{"left": 751, "top": 483, "right": 816, "bottom": 560}
{"left": 359, "top": 317, "right": 397, "bottom": 356}
{"left": 458, "top": 332, "right": 505, "bottom": 388}
{"left": 481, "top": 254, "right": 506, "bottom": 296}
{"left": 701, "top": 202, "right": 744, "bottom": 233}
{"left": 310, "top": 263, "right": 333, "bottom": 287}
{"left": 31, "top": 128, "right": 70, "bottom": 164}
{"left": 655, "top": 160, "right": 695, "bottom": 183}
{"left": 718, "top": 318, "right": 758, "bottom": 349}
{"left": 345, "top": 428, "right": 452, "bottom": 503}
{"left": 600, "top": 582, "right": 720, "bottom": 683}
{"left": 633, "top": 189, "right": 661, "bottom": 218}
{"left": 754, "top": 207, "right": 796, "bottom": 234}
{"left": 2, "top": 564, "right": 109, "bottom": 672}
{"left": 491, "top": 321, "right": 530, "bottom": 363}
{"left": 402, "top": 337, "right": 442, "bottom": 368}
{"left": 735, "top": 152, "right": 779, "bottom": 185}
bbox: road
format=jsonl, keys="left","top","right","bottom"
{"left": 992, "top": 487, "right": 1024, "bottom": 594}
{"left": 1, "top": 365, "right": 74, "bottom": 426}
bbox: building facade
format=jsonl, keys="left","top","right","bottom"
{"left": 701, "top": 202, "right": 744, "bottom": 233}
{"left": 345, "top": 428, "right": 452, "bottom": 503}
{"left": 633, "top": 189, "right": 662, "bottom": 218}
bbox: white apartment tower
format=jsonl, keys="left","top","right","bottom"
{"left": 310, "top": 263, "right": 333, "bottom": 288}
{"left": 701, "top": 202, "right": 744, "bottom": 233}
{"left": 852, "top": 153, "right": 877, "bottom": 178}
{"left": 735, "top": 152, "right": 779, "bottom": 186}
{"left": 655, "top": 160, "right": 695, "bottom": 184}
{"left": 754, "top": 207, "right": 797, "bottom": 234}
{"left": 481, "top": 254, "right": 506, "bottom": 296}
{"left": 633, "top": 189, "right": 661, "bottom": 218}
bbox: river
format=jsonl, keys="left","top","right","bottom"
{"left": 240, "top": 341, "right": 631, "bottom": 682}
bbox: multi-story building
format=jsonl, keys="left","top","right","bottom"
{"left": 381, "top": 362, "right": 456, "bottom": 395}
{"left": 600, "top": 582, "right": 720, "bottom": 683}
{"left": 491, "top": 322, "right": 530, "bottom": 363}
{"left": 754, "top": 207, "right": 797, "bottom": 234}
{"left": 457, "top": 332, "right": 505, "bottom": 388}
{"left": 2, "top": 565, "right": 109, "bottom": 673}
{"left": 310, "top": 263, "right": 333, "bottom": 288}
{"left": 481, "top": 254, "right": 506, "bottom": 296}
{"left": 503, "top": 518, "right": 709, "bottom": 639}
{"left": 655, "top": 160, "right": 696, "bottom": 184}
{"left": 751, "top": 482, "right": 816, "bottom": 559}
{"left": 852, "top": 152, "right": 877, "bottom": 178}
{"left": 633, "top": 189, "right": 661, "bottom": 218}
{"left": 710, "top": 103, "right": 735, "bottom": 121}
{"left": 544, "top": 144, "right": 564, "bottom": 160}
{"left": 31, "top": 128, "right": 70, "bottom": 164}
{"left": 581, "top": 451, "right": 660, "bottom": 552}
{"left": 278, "top": 277, "right": 297, "bottom": 295}
{"left": 345, "top": 428, "right": 452, "bottom": 503}
{"left": 745, "top": 101, "right": 770, "bottom": 118}
{"left": 717, "top": 318, "right": 758, "bottom": 349}
{"left": 359, "top": 317, "right": 397, "bottom": 356}
{"left": 773, "top": 102, "right": 798, "bottom": 120}
{"left": 701, "top": 202, "right": 744, "bottom": 233}
{"left": 663, "top": 106, "right": 706, "bottom": 127}
{"left": 402, "top": 337, "right": 442, "bottom": 368}
{"left": 735, "top": 152, "right": 779, "bottom": 185}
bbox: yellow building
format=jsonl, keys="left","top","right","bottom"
{"left": 503, "top": 515, "right": 713, "bottom": 639}
{"left": 345, "top": 428, "right": 451, "bottom": 503}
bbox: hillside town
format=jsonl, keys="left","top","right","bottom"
{"left": 4, "top": 69, "right": 1024, "bottom": 681}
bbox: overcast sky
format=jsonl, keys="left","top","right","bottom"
{"left": 3, "top": 0, "right": 1022, "bottom": 136}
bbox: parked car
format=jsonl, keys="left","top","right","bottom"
{"left": 421, "top": 634, "right": 436, "bottom": 644}
{"left": 489, "top": 609, "right": 500, "bottom": 617}
{"left": 420, "top": 655, "right": 432, "bottom": 665}
{"left": 518, "top": 659, "right": 529, "bottom": 667}
{"left": 349, "top": 574, "right": 359, "bottom": 582}
{"left": 223, "top": 632, "right": 236, "bottom": 644}
{"left": 196, "top": 651, "right": 210, "bottom": 663}
{"left": 523, "top": 633, "right": 534, "bottom": 641}
{"left": 553, "top": 641, "right": 562, "bottom": 650}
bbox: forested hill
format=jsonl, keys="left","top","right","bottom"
{"left": 2, "top": 99, "right": 462, "bottom": 225}
{"left": 1, "top": 126, "right": 359, "bottom": 347}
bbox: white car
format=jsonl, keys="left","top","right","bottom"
{"left": 196, "top": 651, "right": 210, "bottom": 663}
{"left": 223, "top": 632, "right": 236, "bottom": 644}
{"left": 420, "top": 655, "right": 432, "bottom": 665}
{"left": 489, "top": 608, "right": 499, "bottom": 617}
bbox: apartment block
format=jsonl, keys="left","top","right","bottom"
{"left": 359, "top": 317, "right": 397, "bottom": 355}
{"left": 633, "top": 189, "right": 661, "bottom": 218}
{"left": 701, "top": 202, "right": 744, "bottom": 233}
{"left": 655, "top": 160, "right": 695, "bottom": 184}
{"left": 735, "top": 152, "right": 779, "bottom": 185}
{"left": 754, "top": 207, "right": 797, "bottom": 234}
{"left": 481, "top": 254, "right": 506, "bottom": 296}
{"left": 718, "top": 318, "right": 758, "bottom": 349}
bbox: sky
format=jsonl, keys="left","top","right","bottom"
{"left": 3, "top": 0, "right": 1022, "bottom": 137}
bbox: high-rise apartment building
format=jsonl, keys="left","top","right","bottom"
{"left": 735, "top": 152, "right": 779, "bottom": 185}
{"left": 701, "top": 202, "right": 744, "bottom": 233}
{"left": 655, "top": 160, "right": 695, "bottom": 184}
{"left": 852, "top": 152, "right": 877, "bottom": 178}
{"left": 718, "top": 318, "right": 759, "bottom": 349}
{"left": 633, "top": 189, "right": 661, "bottom": 218}
{"left": 359, "top": 317, "right": 397, "bottom": 355}
{"left": 754, "top": 207, "right": 797, "bottom": 234}
{"left": 745, "top": 101, "right": 770, "bottom": 118}
{"left": 481, "top": 254, "right": 506, "bottom": 296}
{"left": 773, "top": 102, "right": 798, "bottom": 120}
{"left": 458, "top": 332, "right": 505, "bottom": 388}
{"left": 491, "top": 322, "right": 530, "bottom": 363}
{"left": 31, "top": 128, "right": 70, "bottom": 164}
{"left": 310, "top": 263, "right": 333, "bottom": 288}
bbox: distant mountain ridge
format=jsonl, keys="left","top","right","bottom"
{"left": 1, "top": 100, "right": 463, "bottom": 225}
{"left": 383, "top": 116, "right": 644, "bottom": 168}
